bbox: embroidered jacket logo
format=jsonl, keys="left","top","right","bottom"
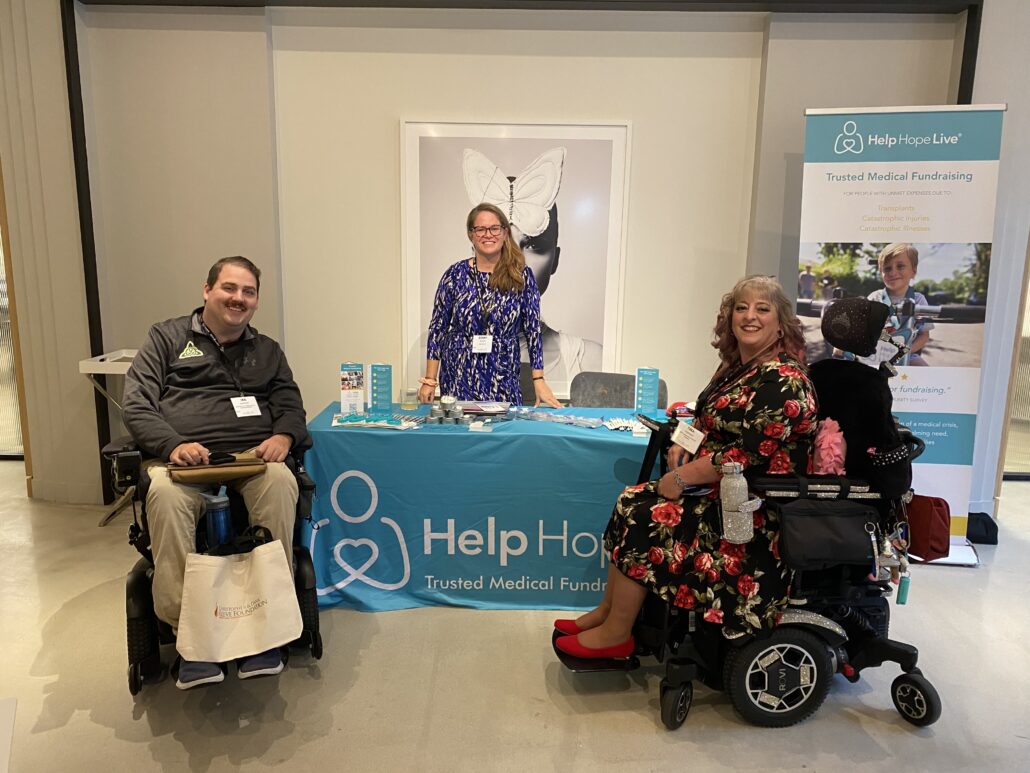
{"left": 179, "top": 341, "right": 204, "bottom": 359}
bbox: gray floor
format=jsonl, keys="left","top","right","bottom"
{"left": 2, "top": 460, "right": 1029, "bottom": 772}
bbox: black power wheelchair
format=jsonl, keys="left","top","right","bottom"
{"left": 103, "top": 441, "right": 323, "bottom": 696}
{"left": 553, "top": 297, "right": 942, "bottom": 730}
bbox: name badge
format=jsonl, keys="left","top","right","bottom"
{"left": 231, "top": 395, "right": 261, "bottom": 417}
{"left": 472, "top": 334, "right": 493, "bottom": 354}
{"left": 672, "top": 420, "right": 705, "bottom": 455}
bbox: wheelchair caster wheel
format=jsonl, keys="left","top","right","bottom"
{"left": 128, "top": 663, "right": 143, "bottom": 696}
{"left": 310, "top": 630, "right": 323, "bottom": 660}
{"left": 660, "top": 679, "right": 693, "bottom": 730}
{"left": 892, "top": 672, "right": 941, "bottom": 727}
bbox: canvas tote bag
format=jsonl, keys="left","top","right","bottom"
{"left": 177, "top": 540, "right": 302, "bottom": 663}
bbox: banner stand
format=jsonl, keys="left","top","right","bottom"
{"left": 798, "top": 104, "right": 1007, "bottom": 568}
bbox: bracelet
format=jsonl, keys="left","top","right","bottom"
{"left": 419, "top": 377, "right": 438, "bottom": 387}
{"left": 532, "top": 376, "right": 544, "bottom": 381}
{"left": 672, "top": 467, "right": 689, "bottom": 490}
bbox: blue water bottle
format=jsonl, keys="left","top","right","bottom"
{"left": 202, "top": 489, "right": 233, "bottom": 550}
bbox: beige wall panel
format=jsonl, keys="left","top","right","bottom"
{"left": 0, "top": 0, "right": 99, "bottom": 502}
{"left": 971, "top": 0, "right": 1030, "bottom": 514}
{"left": 271, "top": 10, "right": 765, "bottom": 410}
{"left": 748, "top": 13, "right": 962, "bottom": 285}
{"left": 77, "top": 7, "right": 284, "bottom": 347}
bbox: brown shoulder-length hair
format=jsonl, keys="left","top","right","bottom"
{"left": 711, "top": 275, "right": 806, "bottom": 377}
{"left": 466, "top": 203, "right": 526, "bottom": 294}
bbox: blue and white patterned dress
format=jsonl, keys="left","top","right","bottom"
{"left": 427, "top": 259, "right": 545, "bottom": 404}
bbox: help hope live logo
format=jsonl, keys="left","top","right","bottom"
{"left": 310, "top": 469, "right": 606, "bottom": 597}
{"left": 309, "top": 470, "right": 411, "bottom": 595}
{"left": 833, "top": 118, "right": 962, "bottom": 155}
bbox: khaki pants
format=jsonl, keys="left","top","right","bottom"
{"left": 145, "top": 461, "right": 298, "bottom": 633}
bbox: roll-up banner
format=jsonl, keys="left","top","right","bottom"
{"left": 798, "top": 105, "right": 1005, "bottom": 554}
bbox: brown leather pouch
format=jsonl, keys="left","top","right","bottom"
{"left": 168, "top": 454, "right": 266, "bottom": 484}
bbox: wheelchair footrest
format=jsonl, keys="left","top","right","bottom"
{"left": 551, "top": 629, "right": 641, "bottom": 673}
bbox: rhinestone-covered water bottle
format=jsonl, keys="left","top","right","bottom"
{"left": 720, "top": 462, "right": 753, "bottom": 544}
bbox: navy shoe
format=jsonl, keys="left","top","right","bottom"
{"left": 237, "top": 649, "right": 284, "bottom": 680}
{"left": 176, "top": 659, "right": 225, "bottom": 690}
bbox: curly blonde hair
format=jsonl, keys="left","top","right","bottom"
{"left": 712, "top": 275, "right": 806, "bottom": 377}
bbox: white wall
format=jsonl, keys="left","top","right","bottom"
{"left": 77, "top": 6, "right": 285, "bottom": 348}
{"left": 970, "top": 0, "right": 1030, "bottom": 516}
{"left": 270, "top": 8, "right": 766, "bottom": 412}
{"left": 747, "top": 12, "right": 963, "bottom": 284}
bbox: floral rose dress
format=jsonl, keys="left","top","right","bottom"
{"left": 603, "top": 353, "right": 818, "bottom": 634}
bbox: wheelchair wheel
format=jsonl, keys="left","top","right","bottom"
{"left": 723, "top": 628, "right": 832, "bottom": 728}
{"left": 891, "top": 672, "right": 941, "bottom": 727}
{"left": 128, "top": 663, "right": 143, "bottom": 696}
{"left": 659, "top": 679, "right": 693, "bottom": 730}
{"left": 299, "top": 586, "right": 322, "bottom": 659}
{"left": 127, "top": 616, "right": 161, "bottom": 695}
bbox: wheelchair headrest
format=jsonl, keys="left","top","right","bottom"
{"left": 821, "top": 297, "right": 889, "bottom": 357}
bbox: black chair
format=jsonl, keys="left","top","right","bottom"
{"left": 569, "top": 371, "right": 668, "bottom": 409}
{"left": 518, "top": 362, "right": 537, "bottom": 406}
{"left": 104, "top": 439, "right": 322, "bottom": 696}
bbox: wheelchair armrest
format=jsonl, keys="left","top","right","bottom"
{"left": 102, "top": 436, "right": 144, "bottom": 491}
{"left": 896, "top": 424, "right": 925, "bottom": 462}
{"left": 102, "top": 435, "right": 140, "bottom": 458}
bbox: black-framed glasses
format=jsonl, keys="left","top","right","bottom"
{"left": 470, "top": 225, "right": 506, "bottom": 237}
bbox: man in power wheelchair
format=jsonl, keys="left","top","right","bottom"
{"left": 552, "top": 289, "right": 942, "bottom": 730}
{"left": 110, "top": 256, "right": 321, "bottom": 694}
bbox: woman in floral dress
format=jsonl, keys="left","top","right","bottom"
{"left": 417, "top": 203, "right": 560, "bottom": 407}
{"left": 555, "top": 276, "right": 818, "bottom": 659}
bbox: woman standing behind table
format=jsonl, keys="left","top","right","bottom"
{"left": 419, "top": 203, "right": 561, "bottom": 407}
{"left": 554, "top": 275, "right": 819, "bottom": 659}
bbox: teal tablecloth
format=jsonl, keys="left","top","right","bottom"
{"left": 303, "top": 403, "right": 658, "bottom": 611}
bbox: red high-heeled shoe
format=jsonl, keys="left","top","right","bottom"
{"left": 553, "top": 619, "right": 583, "bottom": 636}
{"left": 555, "top": 634, "right": 635, "bottom": 659}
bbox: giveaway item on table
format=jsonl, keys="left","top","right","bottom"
{"left": 518, "top": 411, "right": 604, "bottom": 429}
{"left": 369, "top": 363, "right": 392, "bottom": 414}
{"left": 340, "top": 362, "right": 364, "bottom": 415}
{"left": 455, "top": 401, "right": 511, "bottom": 415}
{"left": 603, "top": 417, "right": 647, "bottom": 433}
{"left": 332, "top": 413, "right": 421, "bottom": 430}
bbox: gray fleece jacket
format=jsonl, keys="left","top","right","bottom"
{"left": 122, "top": 309, "right": 310, "bottom": 460}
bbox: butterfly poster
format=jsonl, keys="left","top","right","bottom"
{"left": 401, "top": 122, "right": 630, "bottom": 398}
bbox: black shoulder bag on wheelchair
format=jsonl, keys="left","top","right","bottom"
{"left": 764, "top": 477, "right": 878, "bottom": 572}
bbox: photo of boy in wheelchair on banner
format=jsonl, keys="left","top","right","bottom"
{"left": 552, "top": 278, "right": 942, "bottom": 730}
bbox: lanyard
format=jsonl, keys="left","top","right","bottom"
{"left": 469, "top": 257, "right": 493, "bottom": 335}
{"left": 197, "top": 318, "right": 247, "bottom": 396}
